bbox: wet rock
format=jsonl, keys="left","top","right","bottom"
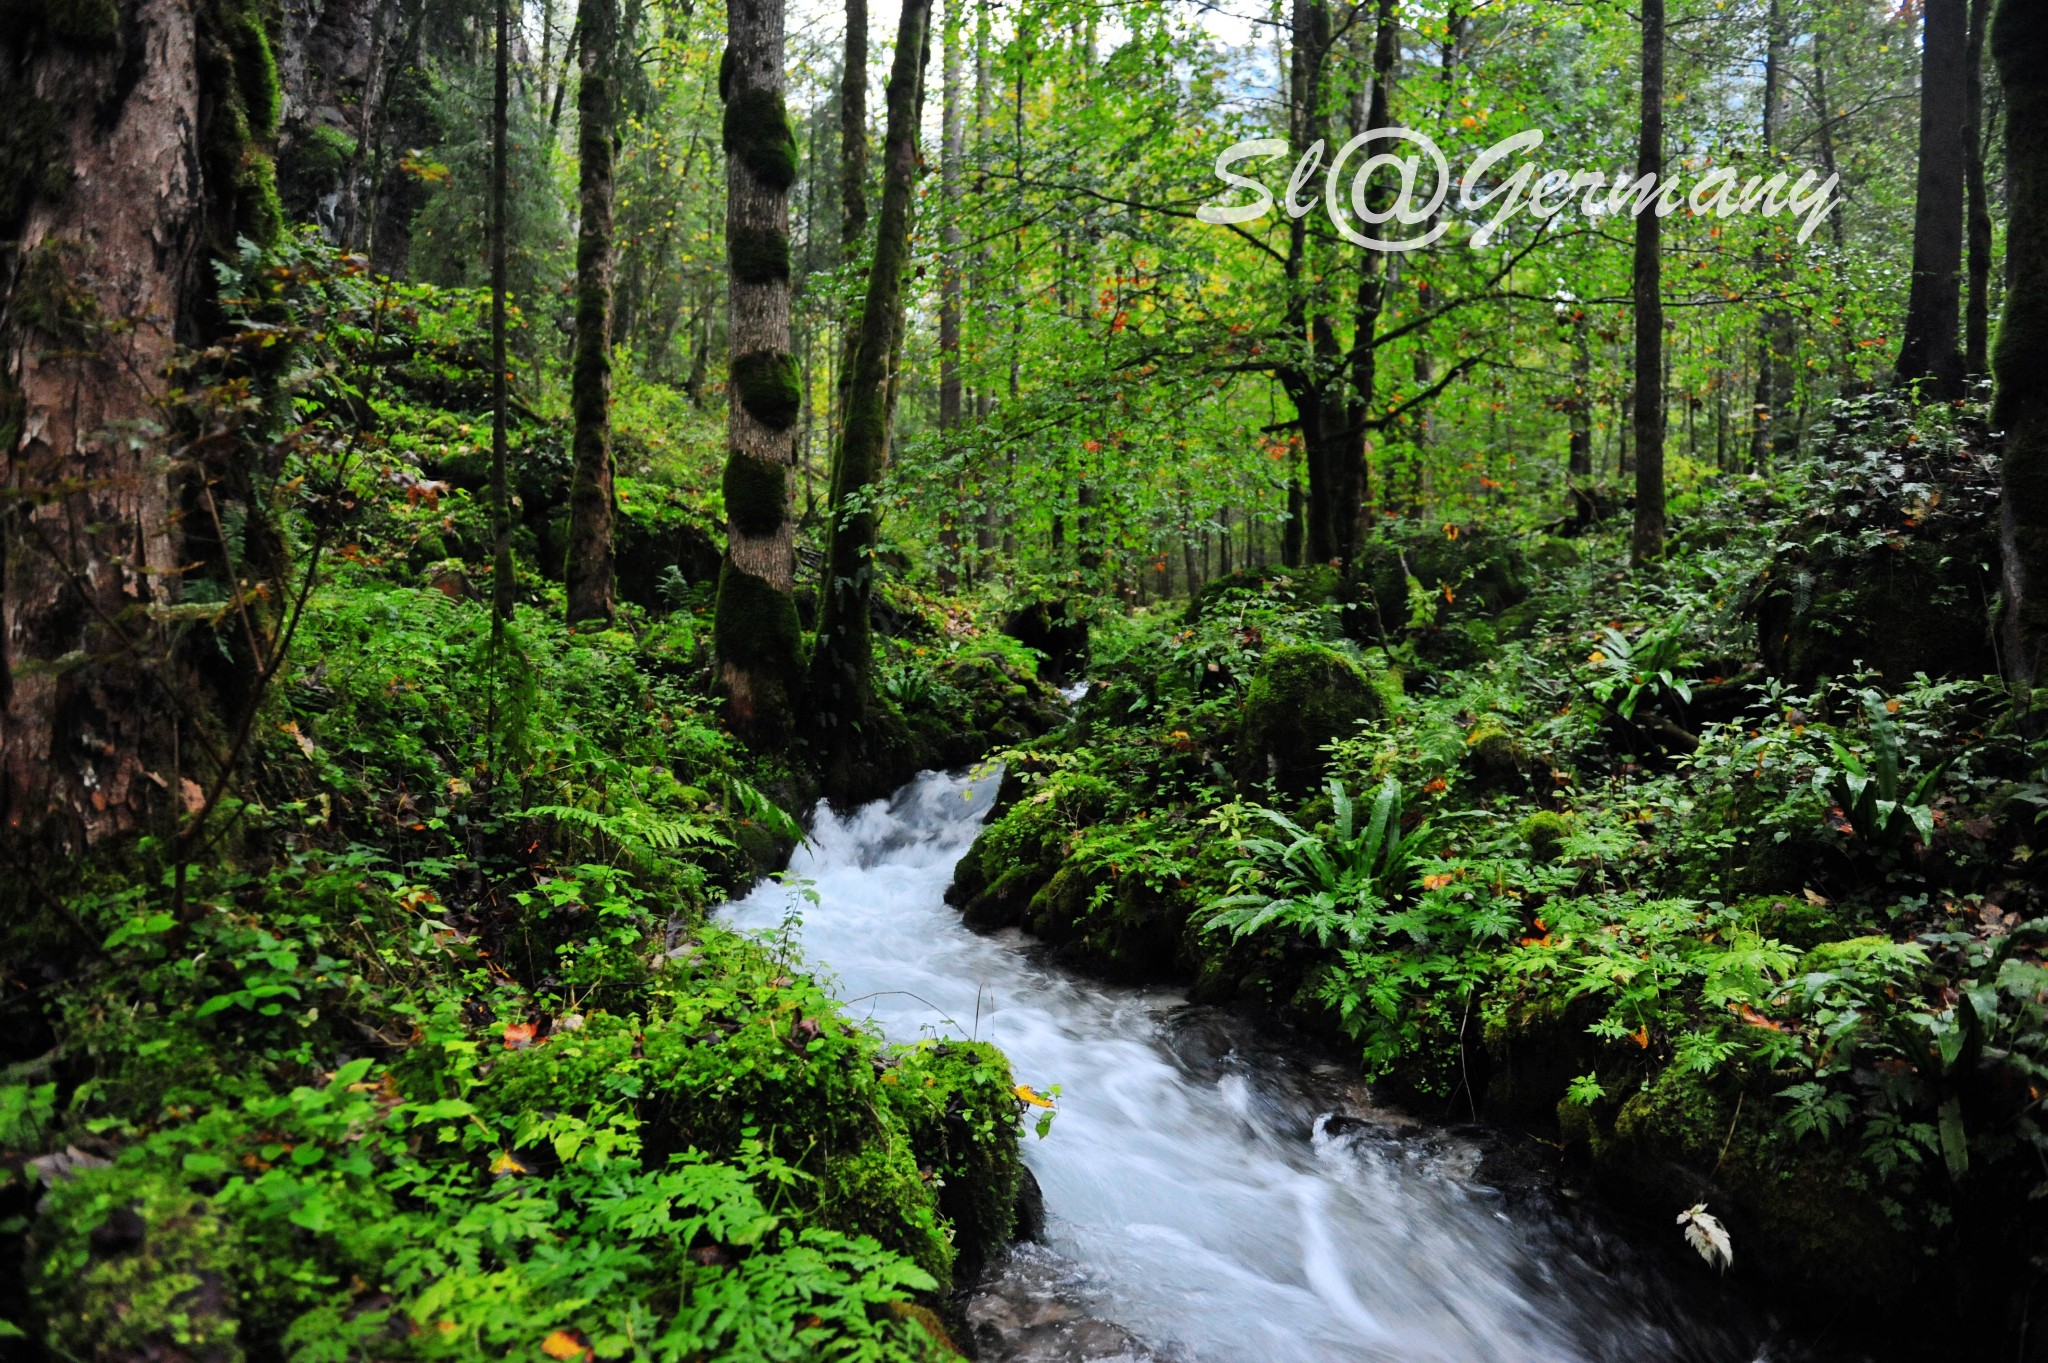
{"left": 966, "top": 1245, "right": 1171, "bottom": 1363}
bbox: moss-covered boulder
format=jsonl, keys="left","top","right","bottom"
{"left": 1463, "top": 719, "right": 1530, "bottom": 787}
{"left": 475, "top": 936, "right": 1028, "bottom": 1298}
{"left": 1591, "top": 1067, "right": 1913, "bottom": 1313}
{"left": 1234, "top": 644, "right": 1382, "bottom": 795}
{"left": 947, "top": 772, "right": 1114, "bottom": 930}
{"left": 1358, "top": 521, "right": 1530, "bottom": 639}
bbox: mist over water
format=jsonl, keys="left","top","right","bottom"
{"left": 721, "top": 768, "right": 1786, "bottom": 1363}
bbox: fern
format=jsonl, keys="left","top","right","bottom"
{"left": 523, "top": 803, "right": 736, "bottom": 856}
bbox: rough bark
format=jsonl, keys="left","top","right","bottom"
{"left": 713, "top": 0, "right": 805, "bottom": 745}
{"left": 1632, "top": 0, "right": 1666, "bottom": 565}
{"left": 564, "top": 0, "right": 618, "bottom": 624}
{"left": 811, "top": 0, "right": 930, "bottom": 765}
{"left": 0, "top": 0, "right": 277, "bottom": 853}
{"left": 1993, "top": 0, "right": 2048, "bottom": 686}
{"left": 1964, "top": 0, "right": 1992, "bottom": 379}
{"left": 1897, "top": 0, "right": 1969, "bottom": 400}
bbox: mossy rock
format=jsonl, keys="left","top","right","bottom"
{"left": 948, "top": 772, "right": 1114, "bottom": 929}
{"left": 35, "top": 1176, "right": 246, "bottom": 1363}
{"left": 1183, "top": 563, "right": 1340, "bottom": 625}
{"left": 1754, "top": 516, "right": 1998, "bottom": 688}
{"left": 1734, "top": 894, "right": 1842, "bottom": 949}
{"left": 1597, "top": 1066, "right": 1912, "bottom": 1309}
{"left": 820, "top": 1138, "right": 949, "bottom": 1283}
{"left": 1463, "top": 720, "right": 1529, "bottom": 787}
{"left": 884, "top": 1041, "right": 1024, "bottom": 1283}
{"left": 1518, "top": 810, "right": 1573, "bottom": 862}
{"left": 1234, "top": 644, "right": 1382, "bottom": 795}
{"left": 1358, "top": 521, "right": 1530, "bottom": 639}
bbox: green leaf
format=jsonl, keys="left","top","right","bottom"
{"left": 1937, "top": 1095, "right": 1969, "bottom": 1181}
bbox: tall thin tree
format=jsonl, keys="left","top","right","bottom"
{"left": 936, "top": 0, "right": 965, "bottom": 588}
{"left": 1993, "top": 0, "right": 2048, "bottom": 685}
{"left": 490, "top": 0, "right": 515, "bottom": 634}
{"left": 1896, "top": 0, "right": 1969, "bottom": 399}
{"left": 713, "top": 0, "right": 806, "bottom": 744}
{"left": 811, "top": 0, "right": 933, "bottom": 776}
{"left": 565, "top": 0, "right": 620, "bottom": 624}
{"left": 1963, "top": 0, "right": 1993, "bottom": 378}
{"left": 1631, "top": 0, "right": 1666, "bottom": 565}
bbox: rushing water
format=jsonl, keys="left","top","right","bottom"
{"left": 721, "top": 768, "right": 1810, "bottom": 1363}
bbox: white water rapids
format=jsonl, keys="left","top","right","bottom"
{"left": 722, "top": 768, "right": 1798, "bottom": 1363}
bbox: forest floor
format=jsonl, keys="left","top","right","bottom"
{"left": 3, "top": 255, "right": 2044, "bottom": 1360}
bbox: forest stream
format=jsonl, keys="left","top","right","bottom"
{"left": 721, "top": 767, "right": 1828, "bottom": 1363}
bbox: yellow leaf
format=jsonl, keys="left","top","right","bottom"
{"left": 1013, "top": 1084, "right": 1056, "bottom": 1109}
{"left": 489, "top": 1150, "right": 531, "bottom": 1177}
{"left": 1588, "top": 650, "right": 1606, "bottom": 665}
{"left": 541, "top": 1330, "right": 591, "bottom": 1361}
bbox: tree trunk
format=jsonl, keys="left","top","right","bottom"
{"left": 1993, "top": 0, "right": 2048, "bottom": 685}
{"left": 713, "top": 0, "right": 805, "bottom": 746}
{"left": 1569, "top": 310, "right": 1593, "bottom": 479}
{"left": 564, "top": 0, "right": 619, "bottom": 624}
{"left": 0, "top": 0, "right": 276, "bottom": 852}
{"left": 1897, "top": 0, "right": 1968, "bottom": 400}
{"left": 1964, "top": 0, "right": 1992, "bottom": 379}
{"left": 811, "top": 0, "right": 930, "bottom": 769}
{"left": 1631, "top": 0, "right": 1665, "bottom": 565}
{"left": 490, "top": 0, "right": 515, "bottom": 635}
{"left": 1751, "top": 0, "right": 1797, "bottom": 471}
{"left": 935, "top": 0, "right": 963, "bottom": 589}
{"left": 834, "top": 0, "right": 868, "bottom": 441}
{"left": 972, "top": 0, "right": 997, "bottom": 574}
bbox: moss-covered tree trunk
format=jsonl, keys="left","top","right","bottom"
{"left": 1630, "top": 0, "right": 1666, "bottom": 566}
{"left": 1897, "top": 0, "right": 1968, "bottom": 400}
{"left": 713, "top": 0, "right": 805, "bottom": 746}
{"left": 810, "top": 0, "right": 930, "bottom": 767}
{"left": 0, "top": 0, "right": 279, "bottom": 853}
{"left": 1994, "top": 0, "right": 2048, "bottom": 686}
{"left": 564, "top": 0, "right": 619, "bottom": 625}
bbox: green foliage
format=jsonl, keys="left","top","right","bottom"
{"left": 1206, "top": 778, "right": 1437, "bottom": 948}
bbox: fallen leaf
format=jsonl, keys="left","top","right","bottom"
{"left": 1676, "top": 1203, "right": 1733, "bottom": 1272}
{"left": 502, "top": 1022, "right": 536, "bottom": 1051}
{"left": 1013, "top": 1084, "right": 1056, "bottom": 1109}
{"left": 1630, "top": 1026, "right": 1650, "bottom": 1049}
{"left": 489, "top": 1150, "right": 531, "bottom": 1178}
{"left": 280, "top": 720, "right": 316, "bottom": 758}
{"left": 180, "top": 778, "right": 206, "bottom": 813}
{"left": 1732, "top": 1003, "right": 1784, "bottom": 1032}
{"left": 540, "top": 1329, "right": 592, "bottom": 1361}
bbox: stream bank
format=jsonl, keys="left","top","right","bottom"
{"left": 725, "top": 767, "right": 1849, "bottom": 1363}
